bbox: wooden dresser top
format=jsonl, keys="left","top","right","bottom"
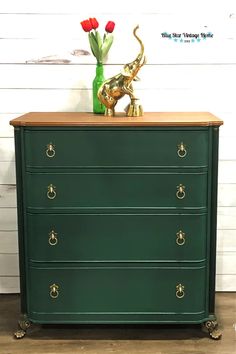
{"left": 10, "top": 112, "right": 223, "bottom": 127}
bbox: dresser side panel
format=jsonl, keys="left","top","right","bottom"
{"left": 14, "top": 127, "right": 27, "bottom": 313}
{"left": 208, "top": 127, "right": 220, "bottom": 314}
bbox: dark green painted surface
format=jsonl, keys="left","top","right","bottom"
{"left": 12, "top": 122, "right": 221, "bottom": 326}
{"left": 28, "top": 265, "right": 206, "bottom": 323}
{"left": 14, "top": 128, "right": 28, "bottom": 314}
{"left": 27, "top": 213, "right": 207, "bottom": 262}
{"left": 24, "top": 129, "right": 209, "bottom": 168}
{"left": 26, "top": 172, "right": 207, "bottom": 209}
{"left": 208, "top": 127, "right": 220, "bottom": 313}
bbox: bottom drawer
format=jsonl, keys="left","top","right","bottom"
{"left": 28, "top": 265, "right": 207, "bottom": 323}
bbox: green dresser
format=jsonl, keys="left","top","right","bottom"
{"left": 10, "top": 112, "right": 223, "bottom": 339}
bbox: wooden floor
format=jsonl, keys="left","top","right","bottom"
{"left": 0, "top": 293, "right": 235, "bottom": 354}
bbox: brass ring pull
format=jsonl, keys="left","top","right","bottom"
{"left": 48, "top": 230, "right": 58, "bottom": 246}
{"left": 176, "top": 230, "right": 186, "bottom": 246}
{"left": 50, "top": 284, "right": 59, "bottom": 299}
{"left": 46, "top": 143, "right": 56, "bottom": 158}
{"left": 47, "top": 184, "right": 56, "bottom": 200}
{"left": 176, "top": 284, "right": 185, "bottom": 299}
{"left": 176, "top": 184, "right": 186, "bottom": 199}
{"left": 177, "top": 142, "right": 187, "bottom": 158}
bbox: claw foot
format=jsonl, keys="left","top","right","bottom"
{"left": 14, "top": 329, "right": 26, "bottom": 339}
{"left": 203, "top": 319, "right": 222, "bottom": 340}
{"left": 14, "top": 314, "right": 31, "bottom": 339}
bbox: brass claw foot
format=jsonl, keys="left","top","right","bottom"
{"left": 14, "top": 314, "right": 31, "bottom": 339}
{"left": 203, "top": 319, "right": 222, "bottom": 340}
{"left": 14, "top": 329, "right": 26, "bottom": 339}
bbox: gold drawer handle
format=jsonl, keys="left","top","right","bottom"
{"left": 46, "top": 143, "right": 56, "bottom": 158}
{"left": 50, "top": 284, "right": 59, "bottom": 299}
{"left": 176, "top": 184, "right": 185, "bottom": 199}
{"left": 176, "top": 284, "right": 185, "bottom": 299}
{"left": 47, "top": 184, "right": 56, "bottom": 199}
{"left": 176, "top": 230, "right": 186, "bottom": 246}
{"left": 177, "top": 142, "right": 187, "bottom": 158}
{"left": 49, "top": 230, "right": 58, "bottom": 246}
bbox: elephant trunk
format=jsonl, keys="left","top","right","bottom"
{"left": 133, "top": 25, "right": 144, "bottom": 63}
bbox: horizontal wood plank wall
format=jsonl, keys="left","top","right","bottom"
{"left": 0, "top": 0, "right": 236, "bottom": 292}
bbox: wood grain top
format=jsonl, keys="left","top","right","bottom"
{"left": 10, "top": 112, "right": 223, "bottom": 127}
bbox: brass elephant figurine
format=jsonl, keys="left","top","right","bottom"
{"left": 97, "top": 25, "right": 146, "bottom": 117}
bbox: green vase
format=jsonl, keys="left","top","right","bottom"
{"left": 92, "top": 63, "right": 105, "bottom": 114}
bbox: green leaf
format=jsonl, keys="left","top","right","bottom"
{"left": 88, "top": 32, "right": 100, "bottom": 61}
{"left": 88, "top": 34, "right": 96, "bottom": 57}
{"left": 101, "top": 34, "right": 114, "bottom": 61}
{"left": 95, "top": 30, "right": 102, "bottom": 49}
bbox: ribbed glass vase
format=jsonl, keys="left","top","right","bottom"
{"left": 92, "top": 63, "right": 105, "bottom": 114}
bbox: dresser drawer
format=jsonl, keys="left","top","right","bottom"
{"left": 24, "top": 129, "right": 209, "bottom": 168}
{"left": 26, "top": 172, "right": 207, "bottom": 209}
{"left": 28, "top": 265, "right": 206, "bottom": 322}
{"left": 27, "top": 213, "right": 207, "bottom": 262}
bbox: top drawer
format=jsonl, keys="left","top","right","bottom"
{"left": 24, "top": 128, "right": 209, "bottom": 168}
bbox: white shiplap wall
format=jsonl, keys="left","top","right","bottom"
{"left": 0, "top": 0, "right": 236, "bottom": 292}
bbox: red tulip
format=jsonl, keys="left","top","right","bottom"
{"left": 105, "top": 21, "right": 115, "bottom": 33}
{"left": 80, "top": 19, "right": 93, "bottom": 32}
{"left": 89, "top": 18, "right": 99, "bottom": 30}
{"left": 81, "top": 18, "right": 115, "bottom": 63}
